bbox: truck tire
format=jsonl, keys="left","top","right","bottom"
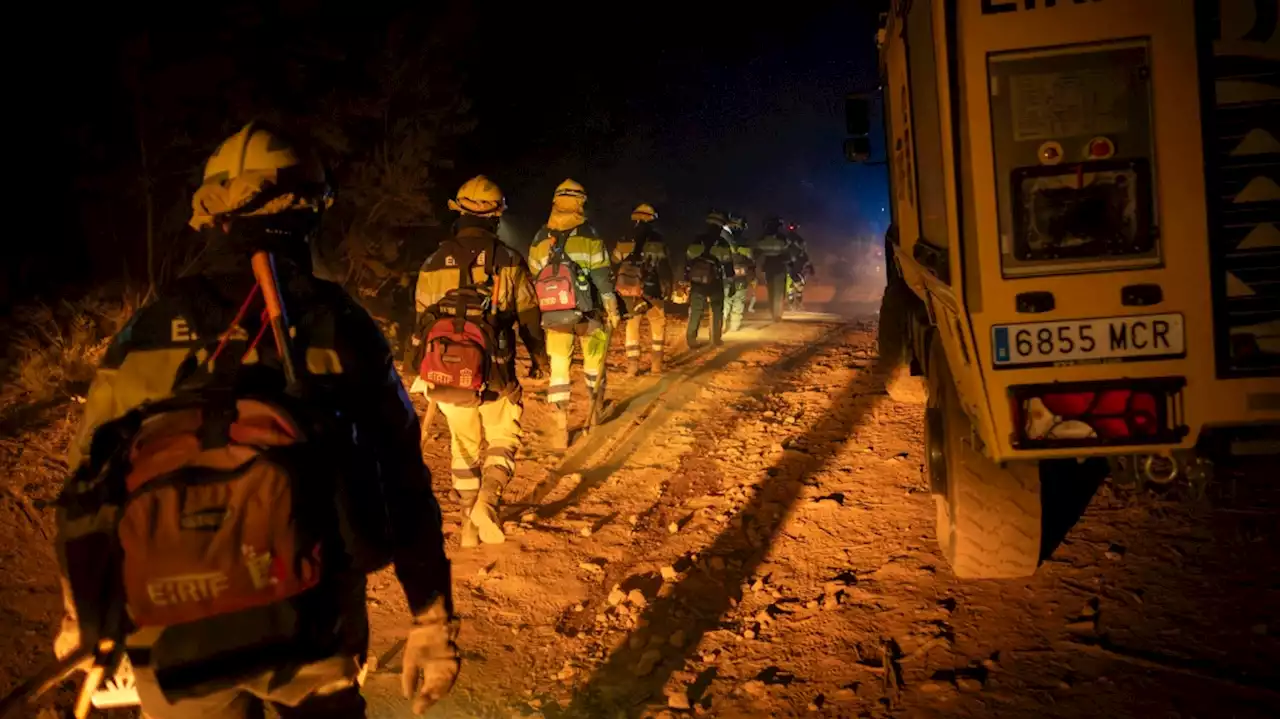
{"left": 876, "top": 275, "right": 913, "bottom": 371}
{"left": 877, "top": 272, "right": 927, "bottom": 403}
{"left": 927, "top": 337, "right": 1042, "bottom": 579}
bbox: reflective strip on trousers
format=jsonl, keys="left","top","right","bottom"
{"left": 437, "top": 397, "right": 525, "bottom": 491}
{"left": 625, "top": 306, "right": 666, "bottom": 356}
{"left": 548, "top": 326, "right": 608, "bottom": 402}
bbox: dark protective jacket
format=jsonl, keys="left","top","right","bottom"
{"left": 67, "top": 242, "right": 452, "bottom": 634}
{"left": 684, "top": 226, "right": 729, "bottom": 292}
{"left": 788, "top": 235, "right": 814, "bottom": 279}
{"left": 754, "top": 231, "right": 792, "bottom": 277}
{"left": 412, "top": 217, "right": 545, "bottom": 398}
{"left": 498, "top": 241, "right": 551, "bottom": 371}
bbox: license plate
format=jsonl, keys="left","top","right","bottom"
{"left": 992, "top": 313, "right": 1185, "bottom": 368}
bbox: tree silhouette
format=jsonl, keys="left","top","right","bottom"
{"left": 38, "top": 1, "right": 472, "bottom": 310}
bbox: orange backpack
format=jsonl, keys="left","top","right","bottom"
{"left": 56, "top": 288, "right": 389, "bottom": 699}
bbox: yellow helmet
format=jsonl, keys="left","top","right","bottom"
{"left": 631, "top": 203, "right": 658, "bottom": 222}
{"left": 554, "top": 178, "right": 587, "bottom": 200}
{"left": 189, "top": 122, "right": 332, "bottom": 230}
{"left": 449, "top": 175, "right": 506, "bottom": 217}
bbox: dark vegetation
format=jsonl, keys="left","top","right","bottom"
{"left": 5, "top": 2, "right": 476, "bottom": 409}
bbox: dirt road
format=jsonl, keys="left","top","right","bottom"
{"left": 365, "top": 308, "right": 1280, "bottom": 718}
{"left": 2, "top": 304, "right": 1278, "bottom": 718}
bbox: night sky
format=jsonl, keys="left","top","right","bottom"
{"left": 453, "top": 2, "right": 891, "bottom": 248}
{"left": 12, "top": 0, "right": 888, "bottom": 305}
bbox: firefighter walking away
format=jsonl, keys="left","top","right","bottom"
{"left": 786, "top": 222, "right": 814, "bottom": 311}
{"left": 723, "top": 212, "right": 754, "bottom": 334}
{"left": 51, "top": 122, "right": 458, "bottom": 718}
{"left": 755, "top": 216, "right": 792, "bottom": 321}
{"left": 684, "top": 211, "right": 732, "bottom": 348}
{"left": 409, "top": 175, "right": 546, "bottom": 547}
{"left": 612, "top": 202, "right": 672, "bottom": 375}
{"left": 528, "top": 179, "right": 621, "bottom": 449}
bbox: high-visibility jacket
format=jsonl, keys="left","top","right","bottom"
{"left": 528, "top": 222, "right": 616, "bottom": 308}
{"left": 754, "top": 232, "right": 791, "bottom": 275}
{"left": 613, "top": 223, "right": 673, "bottom": 298}
{"left": 414, "top": 219, "right": 545, "bottom": 393}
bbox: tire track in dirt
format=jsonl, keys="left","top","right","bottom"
{"left": 544, "top": 322, "right": 862, "bottom": 641}
{"left": 521, "top": 322, "right": 854, "bottom": 527}
{"left": 529, "top": 321, "right": 885, "bottom": 717}
{"left": 506, "top": 342, "right": 747, "bottom": 520}
{"left": 362, "top": 318, "right": 855, "bottom": 717}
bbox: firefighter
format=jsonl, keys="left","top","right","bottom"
{"left": 684, "top": 211, "right": 732, "bottom": 348}
{"left": 528, "top": 179, "right": 621, "bottom": 449}
{"left": 785, "top": 223, "right": 814, "bottom": 311}
{"left": 55, "top": 122, "right": 458, "bottom": 717}
{"left": 612, "top": 203, "right": 672, "bottom": 376}
{"left": 735, "top": 214, "right": 760, "bottom": 314}
{"left": 723, "top": 212, "right": 754, "bottom": 333}
{"left": 755, "top": 216, "right": 792, "bottom": 321}
{"left": 412, "top": 176, "right": 546, "bottom": 547}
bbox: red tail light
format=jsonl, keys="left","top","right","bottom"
{"left": 1010, "top": 378, "right": 1187, "bottom": 449}
{"left": 1087, "top": 136, "right": 1116, "bottom": 159}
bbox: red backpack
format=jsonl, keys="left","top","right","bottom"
{"left": 418, "top": 240, "right": 502, "bottom": 407}
{"left": 534, "top": 229, "right": 595, "bottom": 328}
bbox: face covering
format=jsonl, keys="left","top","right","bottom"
{"left": 547, "top": 196, "right": 586, "bottom": 231}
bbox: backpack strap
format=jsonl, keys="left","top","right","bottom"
{"left": 548, "top": 228, "right": 572, "bottom": 266}
{"left": 627, "top": 228, "right": 648, "bottom": 264}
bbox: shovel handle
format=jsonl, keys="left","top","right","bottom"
{"left": 73, "top": 665, "right": 105, "bottom": 719}
{"left": 421, "top": 399, "right": 439, "bottom": 448}
{"left": 586, "top": 325, "right": 614, "bottom": 431}
{"left": 251, "top": 251, "right": 299, "bottom": 386}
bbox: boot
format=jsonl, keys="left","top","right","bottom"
{"left": 651, "top": 350, "right": 664, "bottom": 375}
{"left": 626, "top": 357, "right": 641, "bottom": 376}
{"left": 457, "top": 489, "right": 480, "bottom": 548}
{"left": 469, "top": 471, "right": 507, "bottom": 545}
{"left": 551, "top": 403, "right": 570, "bottom": 450}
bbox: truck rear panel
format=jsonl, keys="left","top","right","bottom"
{"left": 883, "top": 0, "right": 1279, "bottom": 462}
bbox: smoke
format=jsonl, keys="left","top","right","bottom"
{"left": 497, "top": 215, "right": 534, "bottom": 255}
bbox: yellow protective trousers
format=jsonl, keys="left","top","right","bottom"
{"left": 437, "top": 395, "right": 524, "bottom": 491}
{"left": 624, "top": 304, "right": 666, "bottom": 359}
{"left": 133, "top": 655, "right": 363, "bottom": 718}
{"left": 546, "top": 324, "right": 608, "bottom": 405}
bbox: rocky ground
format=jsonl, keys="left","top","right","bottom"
{"left": 2, "top": 299, "right": 1278, "bottom": 718}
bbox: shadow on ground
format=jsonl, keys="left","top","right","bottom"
{"left": 558, "top": 326, "right": 886, "bottom": 717}
{"left": 1040, "top": 457, "right": 1110, "bottom": 560}
{"left": 527, "top": 323, "right": 853, "bottom": 524}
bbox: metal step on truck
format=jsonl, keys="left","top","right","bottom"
{"left": 846, "top": 0, "right": 1280, "bottom": 579}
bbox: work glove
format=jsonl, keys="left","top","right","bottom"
{"left": 402, "top": 596, "right": 461, "bottom": 715}
{"left": 603, "top": 294, "right": 622, "bottom": 329}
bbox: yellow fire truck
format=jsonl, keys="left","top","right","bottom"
{"left": 848, "top": 0, "right": 1279, "bottom": 578}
